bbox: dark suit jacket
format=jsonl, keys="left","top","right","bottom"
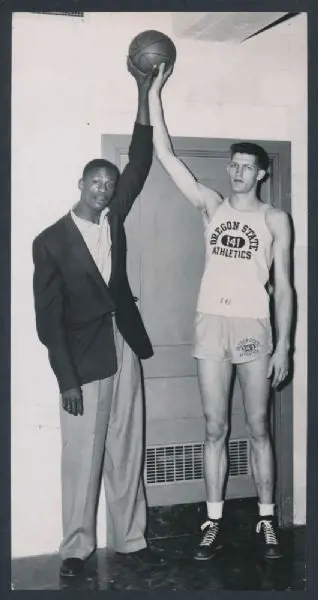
{"left": 33, "top": 122, "right": 153, "bottom": 393}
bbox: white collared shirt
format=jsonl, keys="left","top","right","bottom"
{"left": 71, "top": 207, "right": 112, "bottom": 284}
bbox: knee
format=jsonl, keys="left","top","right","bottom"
{"left": 205, "top": 417, "right": 228, "bottom": 444}
{"left": 246, "top": 415, "right": 269, "bottom": 442}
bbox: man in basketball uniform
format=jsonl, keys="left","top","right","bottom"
{"left": 32, "top": 60, "right": 165, "bottom": 578}
{"left": 149, "top": 64, "right": 292, "bottom": 560}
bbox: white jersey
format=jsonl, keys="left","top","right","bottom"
{"left": 197, "top": 198, "right": 273, "bottom": 318}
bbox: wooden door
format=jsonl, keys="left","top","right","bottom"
{"left": 102, "top": 135, "right": 292, "bottom": 524}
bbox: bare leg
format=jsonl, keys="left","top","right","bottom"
{"left": 236, "top": 355, "right": 274, "bottom": 504}
{"left": 197, "top": 359, "right": 233, "bottom": 502}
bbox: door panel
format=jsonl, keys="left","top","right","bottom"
{"left": 143, "top": 346, "right": 197, "bottom": 379}
{"left": 102, "top": 135, "right": 292, "bottom": 522}
{"left": 136, "top": 150, "right": 272, "bottom": 502}
{"left": 139, "top": 160, "right": 204, "bottom": 344}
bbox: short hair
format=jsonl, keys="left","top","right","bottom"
{"left": 82, "top": 158, "right": 120, "bottom": 181}
{"left": 230, "top": 142, "right": 270, "bottom": 172}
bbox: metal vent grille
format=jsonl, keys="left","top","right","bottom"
{"left": 229, "top": 439, "right": 249, "bottom": 477}
{"left": 145, "top": 439, "right": 249, "bottom": 486}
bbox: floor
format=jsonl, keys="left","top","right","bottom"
{"left": 11, "top": 500, "right": 306, "bottom": 591}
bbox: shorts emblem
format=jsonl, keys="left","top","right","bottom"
{"left": 236, "top": 337, "right": 261, "bottom": 358}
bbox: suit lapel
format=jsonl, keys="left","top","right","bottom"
{"left": 61, "top": 213, "right": 110, "bottom": 294}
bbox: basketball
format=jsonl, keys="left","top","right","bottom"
{"left": 128, "top": 30, "right": 176, "bottom": 75}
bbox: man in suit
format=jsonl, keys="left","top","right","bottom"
{"left": 32, "top": 59, "right": 162, "bottom": 578}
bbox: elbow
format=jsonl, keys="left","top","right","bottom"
{"left": 140, "top": 151, "right": 153, "bottom": 179}
{"left": 129, "top": 139, "right": 154, "bottom": 171}
{"left": 155, "top": 145, "right": 174, "bottom": 166}
{"left": 274, "top": 283, "right": 293, "bottom": 305}
{"left": 155, "top": 147, "right": 165, "bottom": 162}
{"left": 35, "top": 318, "right": 48, "bottom": 346}
{"left": 147, "top": 148, "right": 154, "bottom": 169}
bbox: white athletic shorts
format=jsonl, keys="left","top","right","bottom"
{"left": 192, "top": 312, "right": 273, "bottom": 364}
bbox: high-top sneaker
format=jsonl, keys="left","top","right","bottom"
{"left": 255, "top": 517, "right": 282, "bottom": 559}
{"left": 193, "top": 519, "right": 223, "bottom": 561}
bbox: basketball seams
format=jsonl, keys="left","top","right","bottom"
{"left": 139, "top": 55, "right": 157, "bottom": 71}
{"left": 141, "top": 52, "right": 175, "bottom": 59}
{"left": 130, "top": 42, "right": 175, "bottom": 59}
{"left": 128, "top": 30, "right": 176, "bottom": 74}
{"left": 129, "top": 31, "right": 169, "bottom": 55}
{"left": 138, "top": 54, "right": 173, "bottom": 72}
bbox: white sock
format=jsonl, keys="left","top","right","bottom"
{"left": 207, "top": 501, "right": 224, "bottom": 520}
{"left": 258, "top": 503, "right": 275, "bottom": 517}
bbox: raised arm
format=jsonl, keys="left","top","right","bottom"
{"left": 149, "top": 63, "right": 222, "bottom": 220}
{"left": 108, "top": 59, "right": 155, "bottom": 221}
{"left": 266, "top": 210, "right": 293, "bottom": 388}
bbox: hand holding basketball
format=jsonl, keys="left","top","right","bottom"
{"left": 128, "top": 30, "right": 175, "bottom": 93}
{"left": 127, "top": 56, "right": 153, "bottom": 90}
{"left": 128, "top": 30, "right": 176, "bottom": 76}
{"left": 127, "top": 55, "right": 157, "bottom": 90}
{"left": 150, "top": 62, "right": 174, "bottom": 94}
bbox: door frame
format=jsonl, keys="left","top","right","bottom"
{"left": 101, "top": 133, "right": 293, "bottom": 527}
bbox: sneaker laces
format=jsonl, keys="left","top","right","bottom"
{"left": 256, "top": 519, "right": 278, "bottom": 545}
{"left": 199, "top": 520, "right": 219, "bottom": 547}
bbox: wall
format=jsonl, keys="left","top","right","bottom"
{"left": 11, "top": 11, "right": 307, "bottom": 557}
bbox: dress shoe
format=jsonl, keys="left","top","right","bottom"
{"left": 60, "top": 558, "right": 84, "bottom": 577}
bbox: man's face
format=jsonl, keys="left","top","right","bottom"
{"left": 227, "top": 153, "right": 265, "bottom": 194}
{"left": 78, "top": 167, "right": 117, "bottom": 211}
